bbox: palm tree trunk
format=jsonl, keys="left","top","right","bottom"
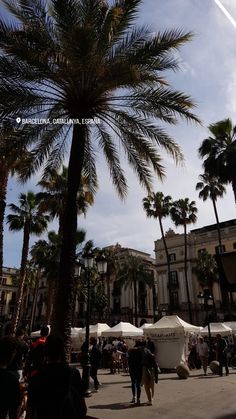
{"left": 45, "top": 279, "right": 55, "bottom": 325}
{"left": 29, "top": 270, "right": 40, "bottom": 333}
{"left": 11, "top": 221, "right": 30, "bottom": 334}
{"left": 184, "top": 224, "right": 192, "bottom": 323}
{"left": 232, "top": 177, "right": 236, "bottom": 204}
{"left": 212, "top": 198, "right": 222, "bottom": 249}
{"left": 0, "top": 166, "right": 8, "bottom": 285}
{"left": 159, "top": 217, "right": 172, "bottom": 314}
{"left": 133, "top": 275, "right": 138, "bottom": 327}
{"left": 106, "top": 273, "right": 111, "bottom": 314}
{"left": 51, "top": 125, "right": 86, "bottom": 361}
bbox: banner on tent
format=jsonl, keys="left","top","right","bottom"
{"left": 148, "top": 331, "right": 184, "bottom": 343}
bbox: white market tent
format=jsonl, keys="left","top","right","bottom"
{"left": 139, "top": 323, "right": 153, "bottom": 329}
{"left": 31, "top": 325, "right": 51, "bottom": 337}
{"left": 144, "top": 315, "right": 201, "bottom": 369}
{"left": 30, "top": 326, "right": 82, "bottom": 338}
{"left": 80, "top": 323, "right": 110, "bottom": 337}
{"left": 101, "top": 322, "right": 143, "bottom": 338}
{"left": 224, "top": 322, "right": 236, "bottom": 333}
{"left": 201, "top": 323, "right": 232, "bottom": 337}
{"left": 30, "top": 326, "right": 82, "bottom": 351}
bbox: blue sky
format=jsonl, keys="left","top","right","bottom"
{"left": 2, "top": 0, "right": 236, "bottom": 268}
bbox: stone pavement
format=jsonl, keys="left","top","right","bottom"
{"left": 85, "top": 368, "right": 236, "bottom": 419}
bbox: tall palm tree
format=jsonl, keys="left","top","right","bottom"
{"left": 170, "top": 198, "right": 198, "bottom": 323}
{"left": 0, "top": 120, "right": 27, "bottom": 283}
{"left": 192, "top": 250, "right": 218, "bottom": 303}
{"left": 199, "top": 118, "right": 236, "bottom": 203}
{"left": 117, "top": 254, "right": 154, "bottom": 326}
{"left": 0, "top": 0, "right": 200, "bottom": 356}
{"left": 37, "top": 166, "right": 96, "bottom": 234}
{"left": 7, "top": 191, "right": 49, "bottom": 333}
{"left": 196, "top": 173, "right": 226, "bottom": 251}
{"left": 143, "top": 192, "right": 173, "bottom": 313}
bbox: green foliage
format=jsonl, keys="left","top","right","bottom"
{"left": 116, "top": 254, "right": 154, "bottom": 289}
{"left": 143, "top": 192, "right": 172, "bottom": 220}
{"left": 0, "top": 0, "right": 199, "bottom": 196}
{"left": 196, "top": 173, "right": 226, "bottom": 202}
{"left": 192, "top": 250, "right": 219, "bottom": 289}
{"left": 7, "top": 191, "right": 49, "bottom": 235}
{"left": 170, "top": 198, "right": 198, "bottom": 227}
{"left": 37, "top": 165, "right": 97, "bottom": 222}
{"left": 199, "top": 118, "right": 236, "bottom": 200}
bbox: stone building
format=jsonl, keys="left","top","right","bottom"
{"left": 0, "top": 266, "right": 18, "bottom": 322}
{"left": 155, "top": 219, "right": 236, "bottom": 324}
{"left": 74, "top": 244, "right": 158, "bottom": 327}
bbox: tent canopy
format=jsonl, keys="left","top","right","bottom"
{"left": 223, "top": 322, "right": 236, "bottom": 333}
{"left": 81, "top": 323, "right": 110, "bottom": 337}
{"left": 145, "top": 315, "right": 201, "bottom": 334}
{"left": 201, "top": 323, "right": 232, "bottom": 337}
{"left": 143, "top": 315, "right": 200, "bottom": 369}
{"left": 31, "top": 326, "right": 82, "bottom": 338}
{"left": 139, "top": 323, "right": 153, "bottom": 329}
{"left": 101, "top": 322, "right": 143, "bottom": 337}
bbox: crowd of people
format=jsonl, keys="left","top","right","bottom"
{"left": 188, "top": 333, "right": 231, "bottom": 376}
{"left": 0, "top": 326, "right": 158, "bottom": 418}
{"left": 1, "top": 324, "right": 233, "bottom": 419}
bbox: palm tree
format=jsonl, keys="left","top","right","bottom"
{"left": 143, "top": 192, "right": 173, "bottom": 313}
{"left": 116, "top": 254, "right": 154, "bottom": 326}
{"left": 32, "top": 229, "right": 86, "bottom": 325}
{"left": 192, "top": 250, "right": 218, "bottom": 294}
{"left": 196, "top": 173, "right": 226, "bottom": 251}
{"left": 37, "top": 166, "right": 96, "bottom": 234}
{"left": 0, "top": 120, "right": 27, "bottom": 283}
{"left": 0, "top": 0, "right": 200, "bottom": 356}
{"left": 7, "top": 191, "right": 49, "bottom": 333}
{"left": 170, "top": 198, "right": 198, "bottom": 323}
{"left": 199, "top": 118, "right": 236, "bottom": 203}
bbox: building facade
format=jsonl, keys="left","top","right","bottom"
{"left": 155, "top": 219, "right": 236, "bottom": 325}
{"left": 74, "top": 245, "right": 158, "bottom": 327}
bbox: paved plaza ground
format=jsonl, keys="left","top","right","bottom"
{"left": 85, "top": 368, "right": 236, "bottom": 419}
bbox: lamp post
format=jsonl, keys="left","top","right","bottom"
{"left": 79, "top": 252, "right": 107, "bottom": 396}
{"left": 161, "top": 307, "right": 167, "bottom": 317}
{"left": 197, "top": 289, "right": 214, "bottom": 358}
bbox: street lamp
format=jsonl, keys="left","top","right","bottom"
{"left": 161, "top": 307, "right": 167, "bottom": 317}
{"left": 197, "top": 289, "right": 214, "bottom": 358}
{"left": 79, "top": 252, "right": 108, "bottom": 396}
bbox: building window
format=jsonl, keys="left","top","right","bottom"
{"left": 215, "top": 245, "right": 226, "bottom": 254}
{"left": 112, "top": 281, "right": 121, "bottom": 297}
{"left": 1, "top": 277, "right": 7, "bottom": 285}
{"left": 233, "top": 242, "right": 236, "bottom": 250}
{"left": 198, "top": 248, "right": 206, "bottom": 256}
{"left": 113, "top": 298, "right": 121, "bottom": 314}
{"left": 168, "top": 253, "right": 176, "bottom": 262}
{"left": 170, "top": 271, "right": 178, "bottom": 287}
{"left": 170, "top": 291, "right": 179, "bottom": 308}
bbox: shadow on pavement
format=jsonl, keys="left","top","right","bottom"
{"left": 101, "top": 380, "right": 131, "bottom": 386}
{"left": 215, "top": 415, "right": 236, "bottom": 419}
{"left": 90, "top": 402, "right": 138, "bottom": 410}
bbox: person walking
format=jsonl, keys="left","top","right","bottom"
{"left": 89, "top": 337, "right": 102, "bottom": 391}
{"left": 128, "top": 341, "right": 143, "bottom": 405}
{"left": 8, "top": 328, "right": 29, "bottom": 381}
{"left": 141, "top": 348, "right": 158, "bottom": 406}
{"left": 0, "top": 336, "right": 21, "bottom": 419}
{"left": 196, "top": 336, "right": 209, "bottom": 375}
{"left": 146, "top": 337, "right": 155, "bottom": 355}
{"left": 215, "top": 334, "right": 229, "bottom": 376}
{"left": 27, "top": 335, "right": 87, "bottom": 419}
